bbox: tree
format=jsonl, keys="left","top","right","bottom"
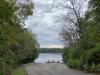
{"left": 62, "top": 0, "right": 100, "bottom": 73}
{"left": 88, "top": 0, "right": 100, "bottom": 22}
{"left": 0, "top": 0, "right": 38, "bottom": 75}
{"left": 60, "top": 0, "right": 88, "bottom": 47}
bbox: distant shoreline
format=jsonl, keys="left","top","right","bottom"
{"left": 39, "top": 48, "right": 63, "bottom": 53}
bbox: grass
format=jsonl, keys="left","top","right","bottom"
{"left": 11, "top": 67, "right": 27, "bottom": 75}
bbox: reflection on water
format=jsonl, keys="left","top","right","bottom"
{"left": 35, "top": 53, "right": 63, "bottom": 63}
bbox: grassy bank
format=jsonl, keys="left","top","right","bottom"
{"left": 11, "top": 67, "right": 27, "bottom": 75}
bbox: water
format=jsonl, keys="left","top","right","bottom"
{"left": 35, "top": 53, "right": 63, "bottom": 63}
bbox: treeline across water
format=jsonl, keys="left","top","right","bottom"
{"left": 0, "top": 0, "right": 39, "bottom": 75}
{"left": 39, "top": 48, "right": 63, "bottom": 53}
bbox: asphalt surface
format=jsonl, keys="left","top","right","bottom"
{"left": 24, "top": 63, "right": 99, "bottom": 75}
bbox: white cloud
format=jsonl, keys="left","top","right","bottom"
{"left": 41, "top": 45, "right": 64, "bottom": 48}
{"left": 25, "top": 0, "right": 88, "bottom": 48}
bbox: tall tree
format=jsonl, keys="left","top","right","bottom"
{"left": 60, "top": 0, "right": 88, "bottom": 47}
{"left": 0, "top": 0, "right": 38, "bottom": 75}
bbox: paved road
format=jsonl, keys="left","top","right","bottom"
{"left": 24, "top": 63, "right": 99, "bottom": 75}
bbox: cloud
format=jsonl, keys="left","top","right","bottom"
{"left": 25, "top": 0, "right": 88, "bottom": 48}
{"left": 41, "top": 45, "right": 63, "bottom": 48}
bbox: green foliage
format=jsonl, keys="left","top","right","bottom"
{"left": 67, "top": 59, "right": 83, "bottom": 69}
{"left": 0, "top": 0, "right": 39, "bottom": 75}
{"left": 11, "top": 67, "right": 27, "bottom": 75}
{"left": 84, "top": 64, "right": 100, "bottom": 73}
{"left": 63, "top": 0, "right": 100, "bottom": 73}
{"left": 0, "top": 0, "right": 14, "bottom": 21}
{"left": 62, "top": 48, "right": 70, "bottom": 63}
{"left": 89, "top": 0, "right": 100, "bottom": 21}
{"left": 63, "top": 26, "right": 100, "bottom": 72}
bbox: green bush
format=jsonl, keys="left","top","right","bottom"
{"left": 62, "top": 0, "right": 100, "bottom": 73}
{"left": 86, "top": 42, "right": 100, "bottom": 64}
{"left": 67, "top": 58, "right": 85, "bottom": 70}
{"left": 84, "top": 64, "right": 100, "bottom": 73}
{"left": 0, "top": 0, "right": 39, "bottom": 75}
{"left": 62, "top": 48, "right": 70, "bottom": 63}
{"left": 93, "top": 64, "right": 100, "bottom": 73}
{"left": 11, "top": 67, "right": 27, "bottom": 75}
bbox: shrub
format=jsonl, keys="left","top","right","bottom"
{"left": 67, "top": 58, "right": 85, "bottom": 70}
{"left": 84, "top": 64, "right": 100, "bottom": 73}
{"left": 0, "top": 0, "right": 39, "bottom": 75}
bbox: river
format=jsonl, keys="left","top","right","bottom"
{"left": 35, "top": 53, "right": 63, "bottom": 63}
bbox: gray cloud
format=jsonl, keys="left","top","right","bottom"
{"left": 25, "top": 0, "right": 88, "bottom": 48}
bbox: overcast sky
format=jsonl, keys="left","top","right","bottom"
{"left": 25, "top": 0, "right": 88, "bottom": 48}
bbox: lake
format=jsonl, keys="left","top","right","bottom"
{"left": 35, "top": 53, "right": 63, "bottom": 63}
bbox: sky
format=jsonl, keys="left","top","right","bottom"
{"left": 25, "top": 0, "right": 88, "bottom": 48}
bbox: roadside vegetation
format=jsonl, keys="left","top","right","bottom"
{"left": 0, "top": 0, "right": 39, "bottom": 75}
{"left": 62, "top": 0, "right": 100, "bottom": 73}
{"left": 11, "top": 67, "right": 27, "bottom": 75}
